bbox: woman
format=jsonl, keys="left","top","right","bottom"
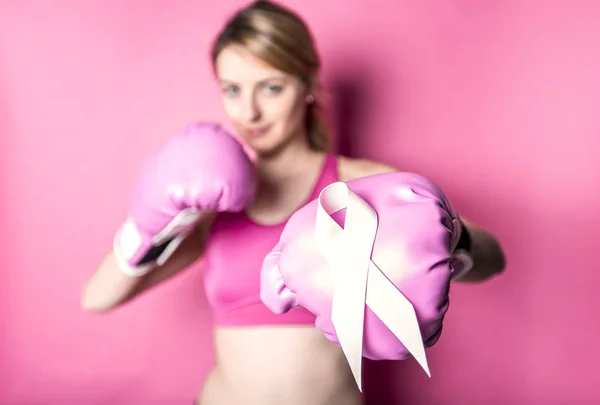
{"left": 81, "top": 1, "right": 506, "bottom": 404}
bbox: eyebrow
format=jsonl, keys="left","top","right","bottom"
{"left": 219, "top": 76, "right": 288, "bottom": 85}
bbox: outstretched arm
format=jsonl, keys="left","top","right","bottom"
{"left": 339, "top": 157, "right": 506, "bottom": 283}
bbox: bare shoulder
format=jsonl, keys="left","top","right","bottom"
{"left": 337, "top": 156, "right": 399, "bottom": 182}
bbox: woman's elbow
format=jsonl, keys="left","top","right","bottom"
{"left": 81, "top": 300, "right": 112, "bottom": 313}
{"left": 80, "top": 285, "right": 121, "bottom": 313}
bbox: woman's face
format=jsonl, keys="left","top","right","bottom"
{"left": 215, "top": 45, "right": 309, "bottom": 155}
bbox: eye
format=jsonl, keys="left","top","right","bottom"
{"left": 263, "top": 84, "right": 283, "bottom": 95}
{"left": 222, "top": 85, "right": 240, "bottom": 96}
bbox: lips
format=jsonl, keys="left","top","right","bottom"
{"left": 245, "top": 126, "right": 269, "bottom": 138}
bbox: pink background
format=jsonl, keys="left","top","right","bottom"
{"left": 1, "top": 1, "right": 598, "bottom": 404}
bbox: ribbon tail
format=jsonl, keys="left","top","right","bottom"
{"left": 318, "top": 210, "right": 367, "bottom": 390}
{"left": 329, "top": 230, "right": 370, "bottom": 392}
{"left": 366, "top": 261, "right": 431, "bottom": 377}
{"left": 331, "top": 285, "right": 365, "bottom": 391}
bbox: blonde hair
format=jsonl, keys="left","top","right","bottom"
{"left": 211, "top": 0, "right": 331, "bottom": 152}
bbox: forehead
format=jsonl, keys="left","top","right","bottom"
{"left": 215, "top": 45, "right": 288, "bottom": 83}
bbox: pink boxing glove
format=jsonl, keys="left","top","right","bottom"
{"left": 113, "top": 122, "right": 256, "bottom": 276}
{"left": 259, "top": 172, "right": 472, "bottom": 391}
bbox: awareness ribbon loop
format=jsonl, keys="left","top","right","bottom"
{"left": 315, "top": 182, "right": 430, "bottom": 392}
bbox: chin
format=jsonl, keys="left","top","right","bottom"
{"left": 246, "top": 135, "right": 288, "bottom": 157}
{"left": 249, "top": 143, "right": 282, "bottom": 158}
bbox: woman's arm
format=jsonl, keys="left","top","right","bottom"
{"left": 81, "top": 215, "right": 214, "bottom": 312}
{"left": 338, "top": 157, "right": 506, "bottom": 283}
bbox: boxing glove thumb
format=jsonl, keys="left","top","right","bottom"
{"left": 259, "top": 241, "right": 298, "bottom": 314}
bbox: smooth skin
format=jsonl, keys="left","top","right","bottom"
{"left": 82, "top": 45, "right": 505, "bottom": 405}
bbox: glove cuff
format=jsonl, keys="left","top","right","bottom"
{"left": 451, "top": 220, "right": 475, "bottom": 280}
{"left": 113, "top": 221, "right": 156, "bottom": 277}
{"left": 455, "top": 218, "right": 472, "bottom": 252}
{"left": 112, "top": 209, "right": 202, "bottom": 277}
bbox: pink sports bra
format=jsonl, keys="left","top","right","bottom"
{"left": 202, "top": 154, "right": 339, "bottom": 326}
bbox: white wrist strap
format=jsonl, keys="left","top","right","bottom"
{"left": 450, "top": 249, "right": 474, "bottom": 281}
{"left": 113, "top": 221, "right": 155, "bottom": 277}
{"left": 112, "top": 209, "right": 202, "bottom": 277}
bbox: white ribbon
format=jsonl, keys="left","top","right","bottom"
{"left": 315, "top": 182, "right": 430, "bottom": 392}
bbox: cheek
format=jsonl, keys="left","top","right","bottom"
{"left": 267, "top": 96, "right": 306, "bottom": 129}
{"left": 222, "top": 99, "right": 240, "bottom": 122}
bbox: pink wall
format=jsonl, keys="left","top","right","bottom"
{"left": 1, "top": 1, "right": 598, "bottom": 404}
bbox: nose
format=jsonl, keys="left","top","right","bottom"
{"left": 241, "top": 92, "right": 261, "bottom": 122}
